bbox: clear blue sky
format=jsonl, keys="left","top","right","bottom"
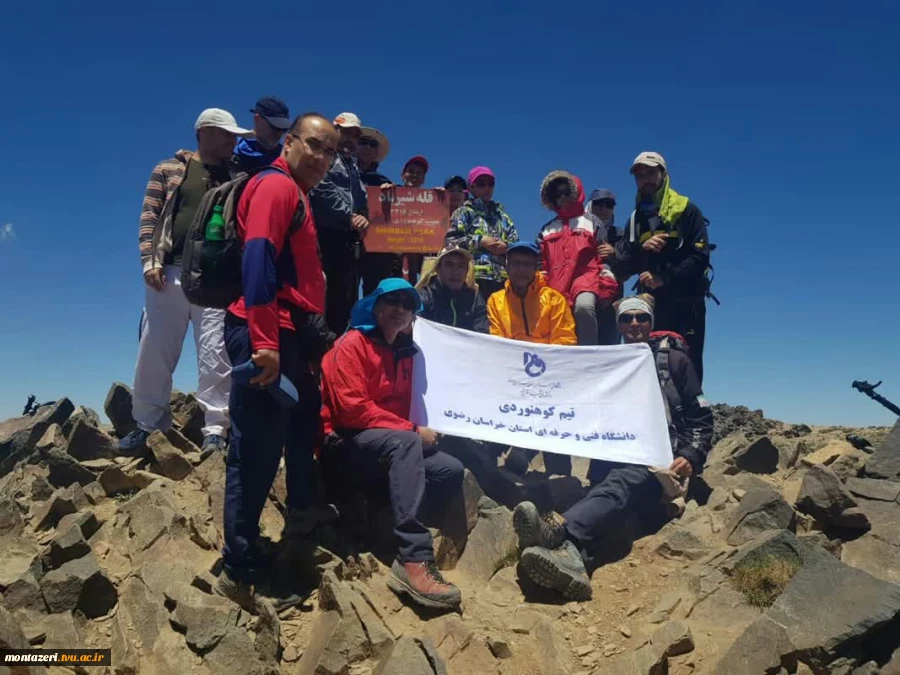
{"left": 1, "top": 2, "right": 899, "bottom": 427}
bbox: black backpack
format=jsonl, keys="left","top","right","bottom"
{"left": 181, "top": 165, "right": 304, "bottom": 308}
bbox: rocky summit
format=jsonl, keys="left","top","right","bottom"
{"left": 0, "top": 384, "right": 898, "bottom": 674}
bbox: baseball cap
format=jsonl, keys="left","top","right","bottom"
{"left": 403, "top": 156, "right": 429, "bottom": 173}
{"left": 333, "top": 112, "right": 362, "bottom": 129}
{"left": 589, "top": 188, "right": 616, "bottom": 204}
{"left": 507, "top": 241, "right": 540, "bottom": 258}
{"left": 194, "top": 109, "right": 252, "bottom": 135}
{"left": 444, "top": 175, "right": 467, "bottom": 190}
{"left": 251, "top": 96, "right": 291, "bottom": 130}
{"left": 630, "top": 151, "right": 667, "bottom": 173}
{"left": 467, "top": 166, "right": 495, "bottom": 186}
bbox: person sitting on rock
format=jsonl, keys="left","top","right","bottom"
{"left": 416, "top": 242, "right": 488, "bottom": 333}
{"left": 319, "top": 278, "right": 464, "bottom": 611}
{"left": 488, "top": 240, "right": 577, "bottom": 477}
{"left": 512, "top": 294, "right": 713, "bottom": 601}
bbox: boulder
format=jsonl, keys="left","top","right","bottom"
{"left": 295, "top": 610, "right": 368, "bottom": 675}
{"left": 0, "top": 494, "right": 24, "bottom": 537}
{"left": 712, "top": 614, "right": 795, "bottom": 675}
{"left": 29, "top": 611, "right": 82, "bottom": 650}
{"left": 731, "top": 436, "right": 780, "bottom": 474}
{"left": 655, "top": 524, "right": 712, "bottom": 561}
{"left": 0, "top": 605, "right": 31, "bottom": 649}
{"left": 0, "top": 542, "right": 42, "bottom": 588}
{"left": 39, "top": 552, "right": 117, "bottom": 617}
{"left": 56, "top": 511, "right": 101, "bottom": 540}
{"left": 104, "top": 382, "right": 136, "bottom": 438}
{"left": 455, "top": 501, "right": 517, "bottom": 582}
{"left": 168, "top": 584, "right": 241, "bottom": 653}
{"left": 253, "top": 599, "right": 282, "bottom": 667}
{"left": 33, "top": 485, "right": 86, "bottom": 531}
{"left": 35, "top": 423, "right": 66, "bottom": 452}
{"left": 170, "top": 391, "right": 204, "bottom": 447}
{"left": 42, "top": 522, "right": 91, "bottom": 570}
{"left": 99, "top": 466, "right": 137, "bottom": 496}
{"left": 842, "top": 534, "right": 900, "bottom": 584}
{"left": 0, "top": 398, "right": 75, "bottom": 474}
{"left": 116, "top": 576, "right": 169, "bottom": 652}
{"left": 146, "top": 431, "right": 193, "bottom": 481}
{"left": 40, "top": 446, "right": 96, "bottom": 488}
{"left": 726, "top": 485, "right": 795, "bottom": 546}
{"left": 711, "top": 404, "right": 776, "bottom": 446}
{"left": 64, "top": 419, "right": 117, "bottom": 461}
{"left": 162, "top": 427, "right": 199, "bottom": 455}
{"left": 796, "top": 464, "right": 857, "bottom": 524}
{"left": 376, "top": 636, "right": 447, "bottom": 675}
{"left": 865, "top": 420, "right": 900, "bottom": 480}
{"left": 116, "top": 487, "right": 188, "bottom": 554}
{"left": 854, "top": 498, "right": 900, "bottom": 547}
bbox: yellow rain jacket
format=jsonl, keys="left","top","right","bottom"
{"left": 487, "top": 272, "right": 576, "bottom": 345}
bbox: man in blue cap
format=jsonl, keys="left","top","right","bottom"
{"left": 233, "top": 96, "right": 292, "bottom": 172}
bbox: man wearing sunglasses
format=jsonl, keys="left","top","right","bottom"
{"left": 214, "top": 113, "right": 340, "bottom": 608}
{"left": 320, "top": 279, "right": 464, "bottom": 611}
{"left": 448, "top": 166, "right": 519, "bottom": 302}
{"left": 308, "top": 112, "right": 371, "bottom": 334}
{"left": 512, "top": 294, "right": 712, "bottom": 601}
{"left": 615, "top": 152, "right": 711, "bottom": 382}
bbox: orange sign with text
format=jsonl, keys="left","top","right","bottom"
{"left": 364, "top": 187, "right": 449, "bottom": 254}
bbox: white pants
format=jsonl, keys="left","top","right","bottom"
{"left": 132, "top": 265, "right": 231, "bottom": 437}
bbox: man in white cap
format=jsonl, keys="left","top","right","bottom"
{"left": 615, "top": 151, "right": 712, "bottom": 382}
{"left": 308, "top": 112, "right": 371, "bottom": 333}
{"left": 120, "top": 108, "right": 251, "bottom": 456}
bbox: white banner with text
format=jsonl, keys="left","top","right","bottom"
{"left": 410, "top": 319, "right": 673, "bottom": 467}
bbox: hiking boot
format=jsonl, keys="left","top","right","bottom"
{"left": 386, "top": 559, "right": 462, "bottom": 610}
{"left": 117, "top": 428, "right": 150, "bottom": 455}
{"left": 513, "top": 501, "right": 567, "bottom": 551}
{"left": 519, "top": 541, "right": 592, "bottom": 601}
{"left": 213, "top": 569, "right": 256, "bottom": 612}
{"left": 254, "top": 583, "right": 303, "bottom": 612}
{"left": 282, "top": 504, "right": 340, "bottom": 540}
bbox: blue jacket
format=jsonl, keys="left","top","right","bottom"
{"left": 309, "top": 153, "right": 369, "bottom": 232}
{"left": 233, "top": 138, "right": 282, "bottom": 173}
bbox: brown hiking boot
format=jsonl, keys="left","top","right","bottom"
{"left": 386, "top": 559, "right": 462, "bottom": 610}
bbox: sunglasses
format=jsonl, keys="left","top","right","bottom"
{"left": 379, "top": 294, "right": 417, "bottom": 311}
{"left": 358, "top": 137, "right": 379, "bottom": 148}
{"left": 595, "top": 199, "right": 616, "bottom": 208}
{"left": 618, "top": 312, "right": 652, "bottom": 324}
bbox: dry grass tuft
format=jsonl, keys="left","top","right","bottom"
{"left": 731, "top": 555, "right": 802, "bottom": 608}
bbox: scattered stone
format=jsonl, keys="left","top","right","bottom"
{"left": 711, "top": 404, "right": 777, "bottom": 446}
{"left": 619, "top": 625, "right": 632, "bottom": 638}
{"left": 41, "top": 447, "right": 97, "bottom": 488}
{"left": 651, "top": 620, "right": 695, "bottom": 657}
{"left": 64, "top": 419, "right": 117, "bottom": 461}
{"left": 35, "top": 423, "right": 67, "bottom": 451}
{"left": 512, "top": 607, "right": 542, "bottom": 634}
{"left": 81, "top": 481, "right": 106, "bottom": 504}
{"left": 0, "top": 542, "right": 41, "bottom": 588}
{"left": 33, "top": 486, "right": 84, "bottom": 530}
{"left": 170, "top": 391, "right": 204, "bottom": 447}
{"left": 100, "top": 466, "right": 139, "bottom": 498}
{"left": 104, "top": 382, "right": 136, "bottom": 438}
{"left": 784, "top": 424, "right": 812, "bottom": 439}
{"left": 1, "top": 571, "right": 46, "bottom": 612}
{"left": 713, "top": 614, "right": 795, "bottom": 674}
{"left": 603, "top": 642, "right": 667, "bottom": 675}
{"left": 39, "top": 552, "right": 117, "bottom": 617}
{"left": 0, "top": 494, "right": 24, "bottom": 537}
{"left": 56, "top": 511, "right": 101, "bottom": 541}
{"left": 42, "top": 522, "right": 91, "bottom": 570}
{"left": 0, "top": 398, "right": 75, "bottom": 474}
{"left": 726, "top": 485, "right": 795, "bottom": 546}
{"left": 78, "top": 458, "right": 115, "bottom": 471}
{"left": 845, "top": 476, "right": 900, "bottom": 502}
{"left": 163, "top": 427, "right": 200, "bottom": 455}
{"left": 732, "top": 488, "right": 747, "bottom": 501}
{"left": 484, "top": 565, "right": 521, "bottom": 608}
{"left": 796, "top": 464, "right": 857, "bottom": 524}
{"left": 731, "top": 436, "right": 780, "bottom": 474}
{"left": 487, "top": 636, "right": 512, "bottom": 659}
{"left": 30, "top": 611, "right": 82, "bottom": 650}
{"left": 146, "top": 431, "right": 193, "bottom": 481}
{"left": 626, "top": 603, "right": 641, "bottom": 616}
{"left": 377, "top": 636, "right": 447, "bottom": 675}
{"left": 168, "top": 584, "right": 241, "bottom": 653}
{"left": 0, "top": 605, "right": 32, "bottom": 649}
{"left": 863, "top": 421, "right": 900, "bottom": 480}
{"left": 842, "top": 534, "right": 900, "bottom": 583}
{"left": 533, "top": 618, "right": 567, "bottom": 675}
{"left": 455, "top": 502, "right": 517, "bottom": 582}
{"left": 655, "top": 525, "right": 711, "bottom": 560}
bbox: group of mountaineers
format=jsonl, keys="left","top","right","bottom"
{"left": 120, "top": 97, "right": 717, "bottom": 612}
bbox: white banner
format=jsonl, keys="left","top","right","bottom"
{"left": 410, "top": 319, "right": 673, "bottom": 468}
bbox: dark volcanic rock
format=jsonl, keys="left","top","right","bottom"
{"left": 865, "top": 421, "right": 900, "bottom": 481}
{"left": 796, "top": 464, "right": 857, "bottom": 524}
{"left": 731, "top": 436, "right": 780, "bottom": 474}
{"left": 65, "top": 419, "right": 117, "bottom": 462}
{"left": 0, "top": 398, "right": 75, "bottom": 475}
{"left": 712, "top": 404, "right": 778, "bottom": 446}
{"left": 104, "top": 382, "right": 136, "bottom": 438}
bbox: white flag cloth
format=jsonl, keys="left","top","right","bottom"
{"left": 410, "top": 319, "right": 673, "bottom": 468}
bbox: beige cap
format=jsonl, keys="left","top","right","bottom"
{"left": 630, "top": 151, "right": 667, "bottom": 173}
{"left": 333, "top": 112, "right": 362, "bottom": 129}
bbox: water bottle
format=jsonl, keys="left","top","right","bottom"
{"left": 206, "top": 205, "right": 225, "bottom": 241}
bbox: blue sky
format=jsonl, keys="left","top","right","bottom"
{"left": 1, "top": 2, "right": 899, "bottom": 427}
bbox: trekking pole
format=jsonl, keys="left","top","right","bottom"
{"left": 22, "top": 394, "right": 36, "bottom": 416}
{"left": 852, "top": 380, "right": 900, "bottom": 418}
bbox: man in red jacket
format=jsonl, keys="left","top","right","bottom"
{"left": 320, "top": 278, "right": 464, "bottom": 611}
{"left": 536, "top": 171, "right": 618, "bottom": 346}
{"left": 214, "top": 113, "right": 339, "bottom": 608}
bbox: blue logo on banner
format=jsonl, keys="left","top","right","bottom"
{"left": 523, "top": 352, "right": 546, "bottom": 378}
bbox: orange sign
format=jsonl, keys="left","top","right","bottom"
{"left": 364, "top": 187, "right": 449, "bottom": 254}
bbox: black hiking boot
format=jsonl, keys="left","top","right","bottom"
{"left": 519, "top": 541, "right": 592, "bottom": 601}
{"left": 513, "top": 501, "right": 567, "bottom": 551}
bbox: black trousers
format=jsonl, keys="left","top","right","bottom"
{"left": 318, "top": 228, "right": 360, "bottom": 336}
{"left": 654, "top": 298, "right": 706, "bottom": 384}
{"left": 361, "top": 252, "right": 401, "bottom": 297}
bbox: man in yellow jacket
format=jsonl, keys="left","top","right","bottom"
{"left": 487, "top": 242, "right": 576, "bottom": 345}
{"left": 487, "top": 241, "right": 576, "bottom": 475}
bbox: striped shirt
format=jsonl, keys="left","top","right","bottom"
{"left": 138, "top": 150, "right": 193, "bottom": 273}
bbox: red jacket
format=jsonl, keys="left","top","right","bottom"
{"left": 228, "top": 157, "right": 326, "bottom": 351}
{"left": 320, "top": 329, "right": 417, "bottom": 435}
{"left": 537, "top": 173, "right": 618, "bottom": 305}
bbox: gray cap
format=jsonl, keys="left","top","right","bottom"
{"left": 588, "top": 188, "right": 616, "bottom": 204}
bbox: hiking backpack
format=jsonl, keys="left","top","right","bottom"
{"left": 180, "top": 165, "right": 305, "bottom": 309}
{"left": 649, "top": 331, "right": 692, "bottom": 436}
